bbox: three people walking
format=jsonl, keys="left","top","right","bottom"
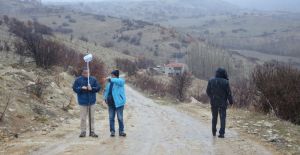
{"left": 206, "top": 68, "right": 233, "bottom": 138}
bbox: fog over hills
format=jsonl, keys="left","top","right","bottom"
{"left": 223, "top": 0, "right": 300, "bottom": 12}
{"left": 42, "top": 0, "right": 300, "bottom": 12}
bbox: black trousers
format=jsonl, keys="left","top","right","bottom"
{"left": 211, "top": 105, "right": 227, "bottom": 135}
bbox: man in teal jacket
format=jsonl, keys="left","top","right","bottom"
{"left": 103, "top": 70, "right": 127, "bottom": 137}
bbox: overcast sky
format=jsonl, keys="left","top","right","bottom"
{"left": 42, "top": 0, "right": 300, "bottom": 12}
{"left": 223, "top": 0, "right": 300, "bottom": 12}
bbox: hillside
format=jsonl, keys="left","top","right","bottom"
{"left": 54, "top": 0, "right": 300, "bottom": 60}
{"left": 0, "top": 22, "right": 77, "bottom": 141}
{"left": 47, "top": 0, "right": 239, "bottom": 22}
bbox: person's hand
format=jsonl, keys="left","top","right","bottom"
{"left": 106, "top": 77, "right": 111, "bottom": 82}
{"left": 87, "top": 84, "right": 92, "bottom": 91}
{"left": 82, "top": 86, "right": 87, "bottom": 90}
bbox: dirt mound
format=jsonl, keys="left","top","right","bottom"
{"left": 0, "top": 51, "right": 77, "bottom": 142}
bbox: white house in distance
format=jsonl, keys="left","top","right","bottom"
{"left": 163, "top": 62, "right": 188, "bottom": 76}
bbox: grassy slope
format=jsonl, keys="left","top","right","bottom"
{"left": 12, "top": 9, "right": 186, "bottom": 65}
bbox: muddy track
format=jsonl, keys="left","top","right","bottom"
{"left": 0, "top": 86, "right": 275, "bottom": 155}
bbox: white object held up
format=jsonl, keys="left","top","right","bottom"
{"left": 83, "top": 54, "right": 93, "bottom": 85}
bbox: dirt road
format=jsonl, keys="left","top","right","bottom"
{"left": 0, "top": 86, "right": 276, "bottom": 155}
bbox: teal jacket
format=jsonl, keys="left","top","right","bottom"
{"left": 103, "top": 78, "right": 126, "bottom": 108}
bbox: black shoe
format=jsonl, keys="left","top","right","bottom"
{"left": 119, "top": 132, "right": 126, "bottom": 137}
{"left": 212, "top": 132, "right": 216, "bottom": 137}
{"left": 218, "top": 135, "right": 225, "bottom": 138}
{"left": 79, "top": 131, "right": 86, "bottom": 138}
{"left": 110, "top": 132, "right": 115, "bottom": 137}
{"left": 89, "top": 132, "right": 98, "bottom": 138}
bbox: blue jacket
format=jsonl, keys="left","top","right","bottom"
{"left": 72, "top": 76, "right": 101, "bottom": 106}
{"left": 103, "top": 78, "right": 126, "bottom": 108}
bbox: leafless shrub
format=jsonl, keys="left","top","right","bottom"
{"left": 4, "top": 41, "right": 10, "bottom": 51}
{"left": 26, "top": 78, "right": 47, "bottom": 98}
{"left": 115, "top": 58, "right": 138, "bottom": 76}
{"left": 65, "top": 15, "right": 71, "bottom": 19}
{"left": 135, "top": 57, "right": 154, "bottom": 69}
{"left": 122, "top": 50, "right": 130, "bottom": 55}
{"left": 79, "top": 36, "right": 88, "bottom": 42}
{"left": 169, "top": 43, "right": 181, "bottom": 50}
{"left": 14, "top": 41, "right": 27, "bottom": 65}
{"left": 102, "top": 41, "right": 114, "bottom": 48}
{"left": 193, "top": 93, "right": 209, "bottom": 103}
{"left": 56, "top": 27, "right": 73, "bottom": 34}
{"left": 251, "top": 61, "right": 300, "bottom": 124}
{"left": 33, "top": 21, "right": 53, "bottom": 35}
{"left": 0, "top": 93, "right": 12, "bottom": 122}
{"left": 94, "top": 15, "right": 106, "bottom": 21}
{"left": 7, "top": 18, "right": 106, "bottom": 84}
{"left": 169, "top": 72, "right": 193, "bottom": 102}
{"left": 3, "top": 15, "right": 9, "bottom": 24}
{"left": 62, "top": 22, "right": 69, "bottom": 27}
{"left": 68, "top": 18, "right": 76, "bottom": 23}
{"left": 132, "top": 74, "right": 168, "bottom": 97}
{"left": 231, "top": 78, "right": 256, "bottom": 108}
{"left": 130, "top": 35, "right": 141, "bottom": 46}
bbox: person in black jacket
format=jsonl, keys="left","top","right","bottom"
{"left": 206, "top": 68, "right": 233, "bottom": 138}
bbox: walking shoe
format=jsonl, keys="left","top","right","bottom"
{"left": 89, "top": 132, "right": 98, "bottom": 138}
{"left": 218, "top": 135, "right": 225, "bottom": 138}
{"left": 79, "top": 131, "right": 86, "bottom": 138}
{"left": 110, "top": 132, "right": 115, "bottom": 137}
{"left": 212, "top": 132, "right": 216, "bottom": 137}
{"left": 119, "top": 132, "right": 126, "bottom": 137}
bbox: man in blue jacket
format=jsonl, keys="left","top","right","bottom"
{"left": 103, "top": 70, "right": 127, "bottom": 137}
{"left": 206, "top": 68, "right": 233, "bottom": 138}
{"left": 72, "top": 67, "right": 101, "bottom": 138}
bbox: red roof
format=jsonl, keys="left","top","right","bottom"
{"left": 165, "top": 63, "right": 185, "bottom": 68}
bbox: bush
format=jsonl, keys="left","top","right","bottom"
{"left": 94, "top": 15, "right": 106, "bottom": 21}
{"left": 231, "top": 78, "right": 256, "bottom": 108}
{"left": 65, "top": 15, "right": 71, "bottom": 19}
{"left": 193, "top": 93, "right": 209, "bottom": 103}
{"left": 135, "top": 57, "right": 154, "bottom": 69}
{"left": 79, "top": 36, "right": 88, "bottom": 42}
{"left": 169, "top": 72, "right": 193, "bottom": 102}
{"left": 102, "top": 41, "right": 114, "bottom": 48}
{"left": 56, "top": 27, "right": 73, "bottom": 34}
{"left": 14, "top": 41, "right": 27, "bottom": 65}
{"left": 251, "top": 61, "right": 300, "bottom": 124}
{"left": 69, "top": 19, "right": 76, "bottom": 23}
{"left": 7, "top": 18, "right": 106, "bottom": 85}
{"left": 3, "top": 15, "right": 9, "bottom": 24}
{"left": 115, "top": 58, "right": 138, "bottom": 76}
{"left": 33, "top": 21, "right": 53, "bottom": 35}
{"left": 169, "top": 43, "right": 181, "bottom": 50}
{"left": 26, "top": 78, "right": 47, "bottom": 98}
{"left": 132, "top": 74, "right": 168, "bottom": 97}
{"left": 62, "top": 22, "right": 69, "bottom": 27}
{"left": 122, "top": 50, "right": 130, "bottom": 55}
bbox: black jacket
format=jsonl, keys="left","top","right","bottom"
{"left": 206, "top": 68, "right": 233, "bottom": 107}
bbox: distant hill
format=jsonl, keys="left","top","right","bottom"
{"left": 48, "top": 0, "right": 239, "bottom": 22}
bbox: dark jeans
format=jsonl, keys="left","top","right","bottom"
{"left": 211, "top": 105, "right": 227, "bottom": 135}
{"left": 108, "top": 105, "right": 124, "bottom": 134}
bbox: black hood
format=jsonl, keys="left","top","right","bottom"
{"left": 215, "top": 68, "right": 228, "bottom": 80}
